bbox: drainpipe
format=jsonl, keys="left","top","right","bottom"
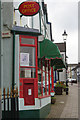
{"left": 44, "top": 14, "right": 46, "bottom": 38}
{"left": 32, "top": 16, "right": 33, "bottom": 29}
{"left": 0, "top": 0, "right": 2, "bottom": 119}
{"left": 39, "top": 6, "right": 41, "bottom": 33}
{"left": 12, "top": 32, "right": 15, "bottom": 90}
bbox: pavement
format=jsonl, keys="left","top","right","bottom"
{"left": 46, "top": 83, "right": 78, "bottom": 119}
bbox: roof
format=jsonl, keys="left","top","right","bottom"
{"left": 55, "top": 43, "right": 66, "bottom": 52}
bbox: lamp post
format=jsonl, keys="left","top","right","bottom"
{"left": 62, "top": 30, "right": 68, "bottom": 82}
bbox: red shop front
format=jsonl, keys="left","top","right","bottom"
{"left": 19, "top": 35, "right": 38, "bottom": 105}
{"left": 11, "top": 26, "right": 51, "bottom": 118}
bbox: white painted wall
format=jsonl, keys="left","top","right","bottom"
{"left": 19, "top": 97, "right": 51, "bottom": 110}
{"left": 1, "top": 2, "right": 13, "bottom": 92}
{"left": 59, "top": 52, "right": 66, "bottom": 81}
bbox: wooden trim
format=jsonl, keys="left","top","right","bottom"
{"left": 51, "top": 67, "right": 54, "bottom": 92}
{"left": 19, "top": 35, "right": 38, "bottom": 99}
{"left": 45, "top": 60, "right": 47, "bottom": 95}
{"left": 20, "top": 66, "right": 36, "bottom": 68}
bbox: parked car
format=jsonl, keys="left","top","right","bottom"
{"left": 71, "top": 78, "right": 77, "bottom": 83}
{"left": 68, "top": 78, "right": 77, "bottom": 83}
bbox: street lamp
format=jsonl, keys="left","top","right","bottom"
{"left": 62, "top": 30, "right": 68, "bottom": 42}
{"left": 62, "top": 30, "right": 68, "bottom": 81}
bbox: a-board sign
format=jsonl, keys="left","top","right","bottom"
{"left": 19, "top": 1, "right": 40, "bottom": 16}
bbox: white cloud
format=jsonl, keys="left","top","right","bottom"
{"left": 45, "top": 1, "right": 78, "bottom": 64}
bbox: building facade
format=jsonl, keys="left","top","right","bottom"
{"left": 1, "top": 0, "right": 65, "bottom": 119}
{"left": 1, "top": 0, "right": 53, "bottom": 118}
{"left": 55, "top": 43, "right": 66, "bottom": 82}
{"left": 68, "top": 64, "right": 77, "bottom": 80}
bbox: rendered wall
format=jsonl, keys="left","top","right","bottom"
{"left": 0, "top": 0, "right": 2, "bottom": 119}
{"left": 59, "top": 52, "right": 66, "bottom": 81}
{"left": 1, "top": 1, "right": 13, "bottom": 91}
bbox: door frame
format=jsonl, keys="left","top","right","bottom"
{"left": 19, "top": 35, "right": 38, "bottom": 103}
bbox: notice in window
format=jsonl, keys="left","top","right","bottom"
{"left": 20, "top": 53, "right": 29, "bottom": 66}
{"left": 25, "top": 69, "right": 31, "bottom": 78}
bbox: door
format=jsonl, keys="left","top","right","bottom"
{"left": 23, "top": 83, "right": 34, "bottom": 105}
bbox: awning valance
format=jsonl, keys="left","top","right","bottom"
{"left": 39, "top": 39, "right": 65, "bottom": 68}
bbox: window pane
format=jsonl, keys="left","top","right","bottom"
{"left": 21, "top": 38, "right": 35, "bottom": 45}
{"left": 46, "top": 65, "right": 49, "bottom": 95}
{"left": 20, "top": 68, "right": 36, "bottom": 78}
{"left": 43, "top": 66, "right": 45, "bottom": 96}
{"left": 38, "top": 70, "right": 41, "bottom": 96}
{"left": 20, "top": 46, "right": 35, "bottom": 66}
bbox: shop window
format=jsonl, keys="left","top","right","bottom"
{"left": 20, "top": 68, "right": 36, "bottom": 78}
{"left": 38, "top": 70, "right": 41, "bottom": 96}
{"left": 21, "top": 38, "right": 35, "bottom": 45}
{"left": 38, "top": 59, "right": 50, "bottom": 97}
{"left": 43, "top": 69, "right": 45, "bottom": 96}
{"left": 20, "top": 46, "right": 35, "bottom": 66}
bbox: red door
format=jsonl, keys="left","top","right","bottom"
{"left": 23, "top": 83, "right": 34, "bottom": 105}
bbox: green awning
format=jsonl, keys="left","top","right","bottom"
{"left": 39, "top": 39, "right": 65, "bottom": 68}
{"left": 40, "top": 39, "right": 61, "bottom": 59}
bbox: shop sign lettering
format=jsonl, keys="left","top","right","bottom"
{"left": 19, "top": 1, "right": 40, "bottom": 16}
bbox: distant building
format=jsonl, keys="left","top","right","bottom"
{"left": 78, "top": 2, "right": 80, "bottom": 82}
{"left": 68, "top": 64, "right": 78, "bottom": 80}
{"left": 55, "top": 43, "right": 66, "bottom": 81}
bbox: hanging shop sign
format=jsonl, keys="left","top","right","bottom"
{"left": 18, "top": 1, "right": 40, "bottom": 16}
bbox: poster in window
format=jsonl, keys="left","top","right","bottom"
{"left": 25, "top": 69, "right": 31, "bottom": 78}
{"left": 20, "top": 53, "right": 29, "bottom": 66}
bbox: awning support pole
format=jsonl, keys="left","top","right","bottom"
{"left": 48, "top": 60, "right": 50, "bottom": 95}
{"left": 51, "top": 67, "right": 54, "bottom": 92}
{"left": 41, "top": 58, "right": 43, "bottom": 96}
{"left": 45, "top": 60, "right": 47, "bottom": 95}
